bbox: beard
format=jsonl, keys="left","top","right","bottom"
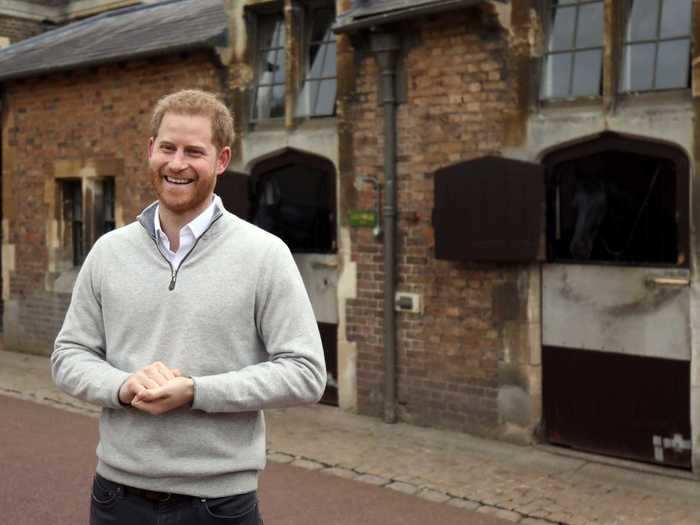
{"left": 150, "top": 165, "right": 217, "bottom": 219}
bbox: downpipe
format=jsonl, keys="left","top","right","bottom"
{"left": 370, "top": 32, "right": 400, "bottom": 424}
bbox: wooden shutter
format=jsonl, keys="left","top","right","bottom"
{"left": 216, "top": 171, "right": 252, "bottom": 221}
{"left": 432, "top": 156, "right": 544, "bottom": 262}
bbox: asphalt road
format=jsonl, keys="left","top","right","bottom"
{"left": 0, "top": 395, "right": 508, "bottom": 525}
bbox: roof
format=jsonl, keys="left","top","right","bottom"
{"left": 0, "top": 0, "right": 227, "bottom": 82}
{"left": 335, "top": 0, "right": 506, "bottom": 33}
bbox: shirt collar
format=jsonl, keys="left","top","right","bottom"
{"left": 154, "top": 194, "right": 222, "bottom": 241}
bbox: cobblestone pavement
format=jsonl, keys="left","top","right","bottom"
{"left": 2, "top": 349, "right": 700, "bottom": 525}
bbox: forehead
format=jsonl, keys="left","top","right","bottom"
{"left": 156, "top": 112, "right": 214, "bottom": 145}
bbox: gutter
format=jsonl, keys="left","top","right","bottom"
{"left": 335, "top": 0, "right": 500, "bottom": 34}
{"left": 369, "top": 32, "right": 401, "bottom": 424}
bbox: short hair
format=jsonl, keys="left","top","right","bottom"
{"left": 150, "top": 89, "right": 234, "bottom": 151}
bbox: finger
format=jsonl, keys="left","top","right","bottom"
{"left": 135, "top": 386, "right": 168, "bottom": 403}
{"left": 171, "top": 368, "right": 182, "bottom": 377}
{"left": 154, "top": 362, "right": 177, "bottom": 382}
{"left": 135, "top": 373, "right": 160, "bottom": 390}
{"left": 142, "top": 367, "right": 170, "bottom": 386}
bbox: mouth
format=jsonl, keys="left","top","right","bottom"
{"left": 163, "top": 176, "right": 194, "bottom": 185}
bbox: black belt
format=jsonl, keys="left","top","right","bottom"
{"left": 96, "top": 473, "right": 191, "bottom": 503}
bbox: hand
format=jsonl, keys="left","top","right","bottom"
{"left": 131, "top": 377, "right": 194, "bottom": 416}
{"left": 118, "top": 361, "right": 182, "bottom": 405}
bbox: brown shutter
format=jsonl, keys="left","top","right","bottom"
{"left": 432, "top": 156, "right": 544, "bottom": 262}
{"left": 216, "top": 171, "right": 251, "bottom": 221}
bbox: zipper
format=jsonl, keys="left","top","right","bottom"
{"left": 147, "top": 211, "right": 224, "bottom": 291}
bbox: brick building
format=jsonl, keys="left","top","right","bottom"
{"left": 2, "top": 0, "right": 700, "bottom": 476}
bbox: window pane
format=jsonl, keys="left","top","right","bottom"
{"left": 322, "top": 41, "right": 336, "bottom": 78}
{"left": 308, "top": 42, "right": 324, "bottom": 79}
{"left": 253, "top": 87, "right": 267, "bottom": 120}
{"left": 259, "top": 17, "right": 279, "bottom": 49}
{"left": 541, "top": 53, "right": 572, "bottom": 98}
{"left": 572, "top": 49, "right": 602, "bottom": 96}
{"left": 311, "top": 9, "right": 334, "bottom": 43}
{"left": 576, "top": 3, "right": 604, "bottom": 48}
{"left": 655, "top": 39, "right": 690, "bottom": 89}
{"left": 627, "top": 0, "right": 660, "bottom": 41}
{"left": 621, "top": 43, "right": 655, "bottom": 91}
{"left": 315, "top": 79, "right": 336, "bottom": 116}
{"left": 660, "top": 0, "right": 692, "bottom": 38}
{"left": 270, "top": 85, "right": 285, "bottom": 118}
{"left": 273, "top": 48, "right": 285, "bottom": 83}
{"left": 273, "top": 19, "right": 285, "bottom": 47}
{"left": 549, "top": 6, "right": 576, "bottom": 51}
{"left": 258, "top": 48, "right": 277, "bottom": 82}
{"left": 296, "top": 82, "right": 311, "bottom": 116}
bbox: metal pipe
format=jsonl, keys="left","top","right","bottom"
{"left": 370, "top": 31, "right": 400, "bottom": 424}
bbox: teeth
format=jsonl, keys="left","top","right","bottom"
{"left": 164, "top": 176, "right": 192, "bottom": 185}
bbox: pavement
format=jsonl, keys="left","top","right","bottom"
{"left": 2, "top": 349, "right": 700, "bottom": 525}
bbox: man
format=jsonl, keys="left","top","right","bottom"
{"left": 51, "top": 89, "right": 326, "bottom": 524}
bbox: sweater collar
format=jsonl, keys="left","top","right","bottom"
{"left": 138, "top": 197, "right": 226, "bottom": 240}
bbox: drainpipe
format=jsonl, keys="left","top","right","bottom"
{"left": 370, "top": 31, "right": 400, "bottom": 424}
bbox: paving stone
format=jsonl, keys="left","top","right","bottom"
{"left": 291, "top": 458, "right": 324, "bottom": 470}
{"left": 477, "top": 506, "right": 522, "bottom": 522}
{"left": 355, "top": 474, "right": 389, "bottom": 486}
{"left": 386, "top": 481, "right": 419, "bottom": 495}
{"left": 447, "top": 498, "right": 481, "bottom": 511}
{"left": 267, "top": 452, "right": 294, "bottom": 464}
{"left": 416, "top": 489, "right": 451, "bottom": 503}
{"left": 320, "top": 467, "right": 357, "bottom": 480}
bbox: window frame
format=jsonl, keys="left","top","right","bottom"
{"left": 539, "top": 0, "right": 605, "bottom": 101}
{"left": 295, "top": 2, "right": 337, "bottom": 118}
{"left": 250, "top": 10, "right": 287, "bottom": 123}
{"left": 618, "top": 0, "right": 692, "bottom": 93}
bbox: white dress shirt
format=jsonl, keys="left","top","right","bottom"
{"left": 154, "top": 194, "right": 222, "bottom": 271}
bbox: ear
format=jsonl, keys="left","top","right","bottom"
{"left": 147, "top": 137, "right": 155, "bottom": 159}
{"left": 216, "top": 146, "right": 232, "bottom": 175}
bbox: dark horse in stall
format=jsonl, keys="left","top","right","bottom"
{"left": 567, "top": 166, "right": 676, "bottom": 264}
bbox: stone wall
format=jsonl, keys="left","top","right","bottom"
{"left": 1, "top": 51, "right": 223, "bottom": 355}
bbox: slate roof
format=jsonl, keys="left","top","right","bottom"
{"left": 0, "top": 0, "right": 227, "bottom": 82}
{"left": 336, "top": 0, "right": 506, "bottom": 33}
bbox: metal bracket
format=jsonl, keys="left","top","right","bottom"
{"left": 652, "top": 433, "right": 691, "bottom": 463}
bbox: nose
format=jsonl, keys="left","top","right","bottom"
{"left": 168, "top": 149, "right": 187, "bottom": 172}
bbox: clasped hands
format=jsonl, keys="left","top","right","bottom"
{"left": 118, "top": 361, "right": 194, "bottom": 416}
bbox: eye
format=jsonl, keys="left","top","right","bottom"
{"left": 160, "top": 143, "right": 175, "bottom": 152}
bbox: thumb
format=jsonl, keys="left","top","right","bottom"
{"left": 171, "top": 368, "right": 182, "bottom": 377}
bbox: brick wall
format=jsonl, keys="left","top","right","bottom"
{"left": 344, "top": 9, "right": 521, "bottom": 436}
{"left": 0, "top": 15, "right": 45, "bottom": 43}
{"left": 2, "top": 51, "right": 223, "bottom": 354}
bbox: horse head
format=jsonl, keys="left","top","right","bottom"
{"left": 569, "top": 177, "right": 608, "bottom": 259}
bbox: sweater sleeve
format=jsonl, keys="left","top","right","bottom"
{"left": 192, "top": 239, "right": 327, "bottom": 412}
{"left": 51, "top": 240, "right": 130, "bottom": 409}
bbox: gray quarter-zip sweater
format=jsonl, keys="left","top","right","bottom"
{"left": 51, "top": 201, "right": 326, "bottom": 497}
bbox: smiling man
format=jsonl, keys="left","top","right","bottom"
{"left": 51, "top": 89, "right": 326, "bottom": 525}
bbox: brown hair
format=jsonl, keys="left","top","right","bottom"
{"left": 150, "top": 89, "right": 234, "bottom": 151}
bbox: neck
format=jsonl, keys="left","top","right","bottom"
{"left": 158, "top": 198, "right": 213, "bottom": 252}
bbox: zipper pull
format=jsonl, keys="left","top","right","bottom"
{"left": 169, "top": 276, "right": 176, "bottom": 291}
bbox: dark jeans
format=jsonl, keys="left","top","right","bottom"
{"left": 90, "top": 474, "right": 262, "bottom": 525}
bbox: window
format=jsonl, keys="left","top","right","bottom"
{"left": 252, "top": 13, "right": 286, "bottom": 121}
{"left": 61, "top": 180, "right": 83, "bottom": 265}
{"left": 296, "top": 7, "right": 337, "bottom": 117}
{"left": 541, "top": 0, "right": 604, "bottom": 99}
{"left": 59, "top": 177, "right": 116, "bottom": 266}
{"left": 249, "top": 3, "right": 337, "bottom": 122}
{"left": 620, "top": 0, "right": 692, "bottom": 92}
